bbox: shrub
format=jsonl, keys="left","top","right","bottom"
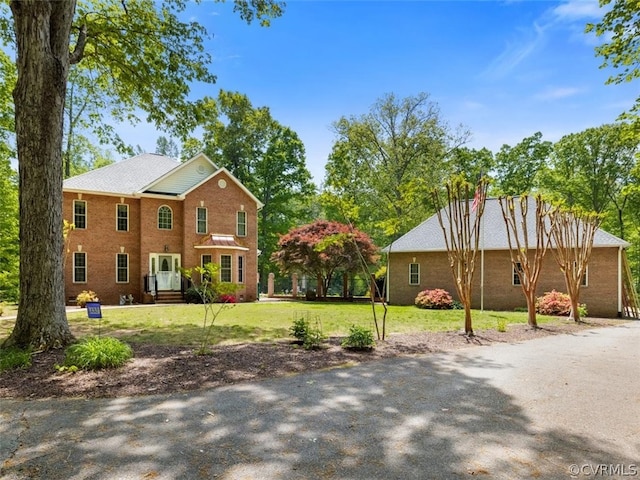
{"left": 535, "top": 290, "right": 587, "bottom": 317}
{"left": 63, "top": 336, "right": 133, "bottom": 370}
{"left": 218, "top": 293, "right": 236, "bottom": 304}
{"left": 76, "top": 290, "right": 99, "bottom": 308}
{"left": 289, "top": 317, "right": 309, "bottom": 342}
{"left": 415, "top": 288, "right": 454, "bottom": 309}
{"left": 0, "top": 347, "right": 32, "bottom": 372}
{"left": 342, "top": 325, "right": 375, "bottom": 350}
{"left": 184, "top": 286, "right": 215, "bottom": 304}
{"left": 303, "top": 325, "right": 326, "bottom": 350}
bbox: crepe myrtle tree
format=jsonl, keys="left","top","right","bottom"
{"left": 432, "top": 176, "right": 489, "bottom": 336}
{"left": 271, "top": 220, "right": 379, "bottom": 299}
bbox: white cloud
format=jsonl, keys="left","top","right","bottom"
{"left": 482, "top": 22, "right": 547, "bottom": 79}
{"left": 551, "top": 0, "right": 602, "bottom": 22}
{"left": 535, "top": 86, "right": 585, "bottom": 100}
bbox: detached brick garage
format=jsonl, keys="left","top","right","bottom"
{"left": 385, "top": 197, "right": 634, "bottom": 318}
{"left": 63, "top": 153, "right": 261, "bottom": 305}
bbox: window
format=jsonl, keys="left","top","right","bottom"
{"left": 74, "top": 200, "right": 86, "bottom": 229}
{"left": 196, "top": 207, "right": 207, "bottom": 234}
{"left": 73, "top": 252, "right": 87, "bottom": 283}
{"left": 116, "top": 254, "right": 129, "bottom": 283}
{"left": 117, "top": 204, "right": 129, "bottom": 232}
{"left": 580, "top": 264, "right": 588, "bottom": 287}
{"left": 158, "top": 205, "right": 172, "bottom": 230}
{"left": 238, "top": 255, "right": 245, "bottom": 284}
{"left": 201, "top": 254, "right": 213, "bottom": 281}
{"left": 201, "top": 254, "right": 212, "bottom": 268}
{"left": 409, "top": 263, "right": 420, "bottom": 285}
{"left": 237, "top": 211, "right": 247, "bottom": 237}
{"left": 513, "top": 262, "right": 523, "bottom": 286}
{"left": 220, "top": 254, "right": 232, "bottom": 282}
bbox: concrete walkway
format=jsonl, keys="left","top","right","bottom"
{"left": 1, "top": 322, "right": 639, "bottom": 479}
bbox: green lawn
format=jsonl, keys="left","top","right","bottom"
{"left": 0, "top": 301, "right": 560, "bottom": 346}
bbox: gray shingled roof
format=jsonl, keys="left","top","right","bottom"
{"left": 386, "top": 196, "right": 630, "bottom": 252}
{"left": 63, "top": 153, "right": 180, "bottom": 195}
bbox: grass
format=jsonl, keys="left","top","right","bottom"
{"left": 0, "top": 347, "right": 32, "bottom": 371}
{"left": 0, "top": 302, "right": 565, "bottom": 347}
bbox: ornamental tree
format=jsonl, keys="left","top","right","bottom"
{"left": 271, "top": 220, "right": 379, "bottom": 299}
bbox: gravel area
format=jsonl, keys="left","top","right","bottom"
{"left": 0, "top": 317, "right": 626, "bottom": 399}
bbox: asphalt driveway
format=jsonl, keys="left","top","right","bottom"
{"left": 1, "top": 321, "right": 639, "bottom": 479}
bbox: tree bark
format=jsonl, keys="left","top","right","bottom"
{"left": 4, "top": 0, "right": 76, "bottom": 350}
{"left": 525, "top": 291, "right": 538, "bottom": 328}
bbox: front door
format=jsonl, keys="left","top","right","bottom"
{"left": 150, "top": 254, "right": 181, "bottom": 291}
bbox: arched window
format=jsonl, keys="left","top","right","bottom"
{"left": 158, "top": 205, "right": 173, "bottom": 230}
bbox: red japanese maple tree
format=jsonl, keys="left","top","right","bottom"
{"left": 271, "top": 220, "right": 379, "bottom": 298}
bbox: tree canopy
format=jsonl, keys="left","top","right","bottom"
{"left": 271, "top": 220, "right": 379, "bottom": 298}
{"left": 2, "top": 0, "right": 284, "bottom": 350}
{"left": 184, "top": 90, "right": 316, "bottom": 286}
{"left": 321, "top": 92, "right": 470, "bottom": 246}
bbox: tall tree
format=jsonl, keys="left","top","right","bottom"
{"left": 271, "top": 220, "right": 379, "bottom": 299}
{"left": 542, "top": 124, "right": 638, "bottom": 239}
{"left": 187, "top": 91, "right": 316, "bottom": 285}
{"left": 493, "top": 132, "right": 552, "bottom": 196}
{"left": 547, "top": 207, "right": 601, "bottom": 323}
{"left": 499, "top": 195, "right": 553, "bottom": 328}
{"left": 586, "top": 1, "right": 640, "bottom": 121}
{"left": 155, "top": 135, "right": 179, "bottom": 159}
{"left": 2, "top": 0, "right": 284, "bottom": 350}
{"left": 322, "top": 92, "right": 470, "bottom": 246}
{"left": 432, "top": 177, "right": 489, "bottom": 336}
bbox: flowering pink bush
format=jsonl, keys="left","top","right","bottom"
{"left": 535, "top": 290, "right": 585, "bottom": 316}
{"left": 415, "top": 288, "right": 454, "bottom": 309}
{"left": 218, "top": 294, "right": 237, "bottom": 304}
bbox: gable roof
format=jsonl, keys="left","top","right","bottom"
{"left": 386, "top": 196, "right": 630, "bottom": 253}
{"left": 63, "top": 153, "right": 181, "bottom": 196}
{"left": 63, "top": 153, "right": 263, "bottom": 207}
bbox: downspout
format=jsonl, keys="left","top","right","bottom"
{"left": 618, "top": 246, "right": 623, "bottom": 317}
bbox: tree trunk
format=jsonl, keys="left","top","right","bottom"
{"left": 464, "top": 304, "right": 474, "bottom": 336}
{"left": 4, "top": 0, "right": 76, "bottom": 350}
{"left": 525, "top": 290, "right": 538, "bottom": 328}
{"left": 570, "top": 296, "right": 581, "bottom": 323}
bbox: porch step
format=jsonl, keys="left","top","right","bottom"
{"left": 155, "top": 292, "right": 185, "bottom": 304}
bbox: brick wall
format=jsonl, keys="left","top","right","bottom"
{"left": 63, "top": 170, "right": 260, "bottom": 305}
{"left": 388, "top": 247, "right": 622, "bottom": 318}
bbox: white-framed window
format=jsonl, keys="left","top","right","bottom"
{"left": 73, "top": 200, "right": 87, "bottom": 229}
{"left": 579, "top": 264, "right": 588, "bottom": 287}
{"left": 116, "top": 204, "right": 129, "bottom": 232}
{"left": 158, "top": 205, "right": 172, "bottom": 230}
{"left": 201, "top": 254, "right": 212, "bottom": 268}
{"left": 513, "top": 262, "right": 523, "bottom": 286}
{"left": 409, "top": 263, "right": 420, "bottom": 285}
{"left": 238, "top": 255, "right": 245, "bottom": 284}
{"left": 116, "top": 253, "right": 129, "bottom": 283}
{"left": 220, "top": 254, "right": 232, "bottom": 282}
{"left": 201, "top": 254, "right": 213, "bottom": 281}
{"left": 73, "top": 252, "right": 87, "bottom": 283}
{"left": 237, "top": 211, "right": 247, "bottom": 237}
{"left": 196, "top": 207, "right": 207, "bottom": 234}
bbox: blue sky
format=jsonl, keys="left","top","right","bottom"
{"left": 124, "top": 0, "right": 637, "bottom": 185}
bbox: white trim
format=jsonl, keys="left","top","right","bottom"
{"left": 116, "top": 203, "right": 129, "bottom": 232}
{"left": 237, "top": 210, "right": 247, "bottom": 237}
{"left": 73, "top": 199, "right": 87, "bottom": 230}
{"left": 158, "top": 205, "right": 173, "bottom": 230}
{"left": 220, "top": 254, "right": 233, "bottom": 282}
{"left": 238, "top": 255, "right": 245, "bottom": 284}
{"left": 73, "top": 251, "right": 87, "bottom": 283}
{"left": 196, "top": 206, "right": 208, "bottom": 235}
{"left": 116, "top": 253, "right": 129, "bottom": 283}
{"left": 409, "top": 263, "right": 420, "bottom": 285}
{"left": 194, "top": 245, "right": 250, "bottom": 251}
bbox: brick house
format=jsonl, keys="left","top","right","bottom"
{"left": 63, "top": 153, "right": 261, "bottom": 305}
{"left": 385, "top": 197, "right": 632, "bottom": 318}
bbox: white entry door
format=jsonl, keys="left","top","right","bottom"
{"left": 151, "top": 254, "right": 181, "bottom": 291}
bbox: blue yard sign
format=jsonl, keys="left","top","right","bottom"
{"left": 86, "top": 302, "right": 103, "bottom": 319}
